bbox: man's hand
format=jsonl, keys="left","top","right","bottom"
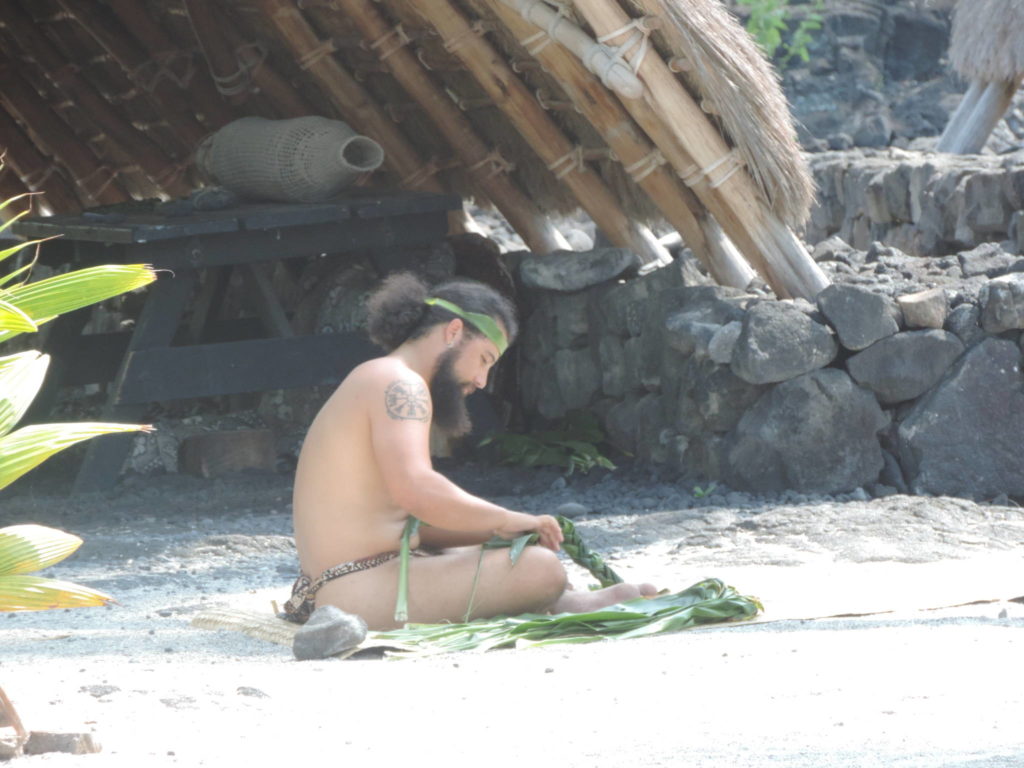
{"left": 497, "top": 512, "right": 563, "bottom": 551}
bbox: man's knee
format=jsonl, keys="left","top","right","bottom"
{"left": 517, "top": 546, "right": 567, "bottom": 600}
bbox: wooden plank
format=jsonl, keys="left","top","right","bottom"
{"left": 123, "top": 211, "right": 451, "bottom": 269}
{"left": 73, "top": 269, "right": 198, "bottom": 494}
{"left": 117, "top": 333, "right": 379, "bottom": 404}
{"left": 240, "top": 264, "right": 294, "bottom": 338}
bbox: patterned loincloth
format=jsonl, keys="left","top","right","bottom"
{"left": 281, "top": 551, "right": 400, "bottom": 624}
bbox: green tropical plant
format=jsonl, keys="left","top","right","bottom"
{"left": 0, "top": 524, "right": 112, "bottom": 611}
{"left": 480, "top": 410, "right": 616, "bottom": 475}
{"left": 0, "top": 190, "right": 156, "bottom": 611}
{"left": 736, "top": 0, "right": 824, "bottom": 65}
{"left": 373, "top": 578, "right": 762, "bottom": 656}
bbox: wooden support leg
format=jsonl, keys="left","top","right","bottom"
{"left": 936, "top": 80, "right": 984, "bottom": 153}
{"left": 20, "top": 308, "right": 91, "bottom": 426}
{"left": 72, "top": 270, "right": 197, "bottom": 494}
{"left": 240, "top": 264, "right": 294, "bottom": 338}
{"left": 943, "top": 78, "right": 1023, "bottom": 155}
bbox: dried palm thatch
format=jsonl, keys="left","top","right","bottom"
{"left": 631, "top": 0, "right": 814, "bottom": 228}
{"left": 949, "top": 0, "right": 1024, "bottom": 82}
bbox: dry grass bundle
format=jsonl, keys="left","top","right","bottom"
{"left": 949, "top": 0, "right": 1024, "bottom": 82}
{"left": 627, "top": 0, "right": 814, "bottom": 228}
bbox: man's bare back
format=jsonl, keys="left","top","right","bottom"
{"left": 288, "top": 275, "right": 655, "bottom": 630}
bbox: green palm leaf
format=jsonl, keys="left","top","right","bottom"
{"left": 0, "top": 297, "right": 36, "bottom": 333}
{"left": 0, "top": 524, "right": 83, "bottom": 576}
{"left": 0, "top": 351, "right": 49, "bottom": 437}
{"left": 0, "top": 574, "right": 113, "bottom": 612}
{"left": 0, "top": 421, "right": 151, "bottom": 491}
{"left": 0, "top": 264, "right": 156, "bottom": 344}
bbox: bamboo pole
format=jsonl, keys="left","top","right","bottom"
{"left": 575, "top": 0, "right": 829, "bottom": 299}
{"left": 57, "top": 0, "right": 211, "bottom": 150}
{"left": 0, "top": 54, "right": 127, "bottom": 205}
{"left": 0, "top": 106, "right": 82, "bottom": 213}
{"left": 939, "top": 77, "right": 1023, "bottom": 154}
{"left": 317, "top": 0, "right": 570, "bottom": 253}
{"left": 104, "top": 0, "right": 238, "bottom": 130}
{"left": 490, "top": 0, "right": 754, "bottom": 287}
{"left": 0, "top": 0, "right": 190, "bottom": 197}
{"left": 409, "top": 0, "right": 671, "bottom": 267}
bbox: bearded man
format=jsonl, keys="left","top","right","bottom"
{"left": 286, "top": 272, "right": 654, "bottom": 630}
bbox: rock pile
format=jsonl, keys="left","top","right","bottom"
{"left": 515, "top": 244, "right": 1024, "bottom": 500}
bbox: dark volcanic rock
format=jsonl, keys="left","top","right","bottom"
{"left": 817, "top": 284, "right": 901, "bottom": 350}
{"left": 520, "top": 248, "right": 640, "bottom": 293}
{"left": 847, "top": 330, "right": 965, "bottom": 404}
{"left": 731, "top": 301, "right": 837, "bottom": 384}
{"left": 725, "top": 369, "right": 888, "bottom": 494}
{"left": 979, "top": 274, "right": 1024, "bottom": 333}
{"left": 898, "top": 338, "right": 1024, "bottom": 497}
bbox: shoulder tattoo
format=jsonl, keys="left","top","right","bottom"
{"left": 384, "top": 378, "right": 431, "bottom": 422}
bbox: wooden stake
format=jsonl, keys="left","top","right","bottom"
{"left": 0, "top": 54, "right": 127, "bottom": 205}
{"left": 319, "top": 0, "right": 569, "bottom": 253}
{"left": 936, "top": 80, "right": 984, "bottom": 153}
{"left": 490, "top": 1, "right": 753, "bottom": 286}
{"left": 576, "top": 0, "right": 829, "bottom": 299}
{"left": 939, "top": 77, "right": 1023, "bottom": 155}
{"left": 410, "top": 0, "right": 671, "bottom": 267}
{"left": 0, "top": 0, "right": 190, "bottom": 197}
{"left": 0, "top": 106, "right": 82, "bottom": 213}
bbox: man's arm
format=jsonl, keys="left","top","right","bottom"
{"left": 368, "top": 363, "right": 562, "bottom": 550}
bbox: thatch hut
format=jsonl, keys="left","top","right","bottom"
{"left": 0, "top": 0, "right": 828, "bottom": 299}
{"left": 937, "top": 0, "right": 1024, "bottom": 154}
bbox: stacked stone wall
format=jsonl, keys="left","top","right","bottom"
{"left": 516, "top": 221, "right": 1024, "bottom": 500}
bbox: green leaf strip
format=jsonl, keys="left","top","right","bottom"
{"left": 0, "top": 574, "right": 113, "bottom": 611}
{"left": 0, "top": 524, "right": 83, "bottom": 576}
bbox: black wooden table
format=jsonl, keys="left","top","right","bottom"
{"left": 13, "top": 191, "right": 461, "bottom": 492}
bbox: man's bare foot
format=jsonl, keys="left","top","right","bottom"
{"left": 550, "top": 582, "right": 658, "bottom": 614}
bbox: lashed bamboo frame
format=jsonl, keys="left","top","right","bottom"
{"left": 0, "top": 106, "right": 81, "bottom": 213}
{"left": 314, "top": 0, "right": 570, "bottom": 254}
{"left": 573, "top": 0, "right": 828, "bottom": 299}
{"left": 490, "top": 0, "right": 754, "bottom": 287}
{"left": 410, "top": 0, "right": 671, "bottom": 267}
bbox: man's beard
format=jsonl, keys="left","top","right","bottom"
{"left": 430, "top": 347, "right": 472, "bottom": 438}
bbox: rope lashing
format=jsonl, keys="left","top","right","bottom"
{"left": 595, "top": 15, "right": 657, "bottom": 82}
{"left": 368, "top": 24, "right": 411, "bottom": 61}
{"left": 546, "top": 146, "right": 612, "bottom": 179}
{"left": 441, "top": 19, "right": 493, "bottom": 54}
{"left": 517, "top": 0, "right": 573, "bottom": 56}
{"left": 401, "top": 157, "right": 459, "bottom": 189}
{"left": 298, "top": 37, "right": 338, "bottom": 70}
{"left": 679, "top": 149, "right": 745, "bottom": 190}
{"left": 623, "top": 148, "right": 666, "bottom": 183}
{"left": 129, "top": 50, "right": 197, "bottom": 93}
{"left": 23, "top": 163, "right": 57, "bottom": 190}
{"left": 468, "top": 149, "right": 515, "bottom": 179}
{"left": 75, "top": 164, "right": 118, "bottom": 201}
{"left": 213, "top": 42, "right": 267, "bottom": 95}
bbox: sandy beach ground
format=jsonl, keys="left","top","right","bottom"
{"left": 2, "top": 465, "right": 1023, "bottom": 767}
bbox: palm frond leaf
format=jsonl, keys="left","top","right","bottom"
{"left": 0, "top": 297, "right": 36, "bottom": 333}
{"left": 0, "top": 524, "right": 83, "bottom": 576}
{"left": 0, "top": 421, "right": 150, "bottom": 491}
{"left": 0, "top": 574, "right": 113, "bottom": 611}
{"left": 0, "top": 264, "right": 156, "bottom": 343}
{"left": 0, "top": 351, "right": 49, "bottom": 436}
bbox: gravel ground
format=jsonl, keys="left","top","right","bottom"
{"left": 2, "top": 463, "right": 1023, "bottom": 766}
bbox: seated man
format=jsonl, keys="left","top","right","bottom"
{"left": 286, "top": 272, "right": 654, "bottom": 630}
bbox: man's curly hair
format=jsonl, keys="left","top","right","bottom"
{"left": 366, "top": 272, "right": 518, "bottom": 352}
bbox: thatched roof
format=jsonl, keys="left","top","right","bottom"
{"left": 949, "top": 0, "right": 1024, "bottom": 82}
{"left": 0, "top": 0, "right": 812, "bottom": 258}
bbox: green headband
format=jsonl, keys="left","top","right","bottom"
{"left": 425, "top": 297, "right": 508, "bottom": 355}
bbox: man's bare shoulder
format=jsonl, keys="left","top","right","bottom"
{"left": 345, "top": 358, "right": 431, "bottom": 423}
